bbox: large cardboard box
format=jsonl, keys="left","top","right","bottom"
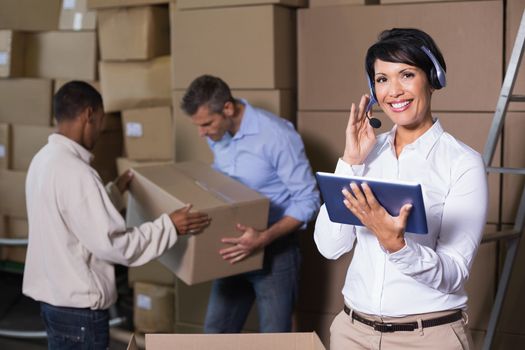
{"left": 92, "top": 130, "right": 123, "bottom": 184}
{"left": 88, "top": 0, "right": 169, "bottom": 9}
{"left": 128, "top": 260, "right": 175, "bottom": 286}
{"left": 298, "top": 1, "right": 503, "bottom": 112}
{"left": 127, "top": 161, "right": 269, "bottom": 285}
{"left": 0, "top": 170, "right": 27, "bottom": 218}
{"left": 0, "top": 30, "right": 26, "bottom": 78}
{"left": 172, "top": 89, "right": 295, "bottom": 163}
{"left": 127, "top": 332, "right": 326, "bottom": 350}
{"left": 116, "top": 157, "right": 173, "bottom": 175}
{"left": 122, "top": 106, "right": 174, "bottom": 161}
{"left": 11, "top": 125, "right": 55, "bottom": 171}
{"left": 171, "top": 5, "right": 296, "bottom": 89}
{"left": 59, "top": 0, "right": 97, "bottom": 31}
{"left": 0, "top": 124, "right": 10, "bottom": 170}
{"left": 99, "top": 56, "right": 171, "bottom": 112}
{"left": 177, "top": 0, "right": 307, "bottom": 9}
{"left": 309, "top": 0, "right": 377, "bottom": 5}
{"left": 98, "top": 5, "right": 169, "bottom": 61}
{"left": 0, "top": 79, "right": 53, "bottom": 126}
{"left": 133, "top": 281, "right": 175, "bottom": 333}
{"left": 0, "top": 0, "right": 61, "bottom": 31}
{"left": 25, "top": 31, "right": 97, "bottom": 80}
{"left": 507, "top": 0, "right": 525, "bottom": 111}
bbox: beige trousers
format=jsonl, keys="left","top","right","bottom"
{"left": 330, "top": 309, "right": 473, "bottom": 350}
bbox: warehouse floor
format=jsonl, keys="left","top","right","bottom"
{"left": 0, "top": 270, "right": 132, "bottom": 350}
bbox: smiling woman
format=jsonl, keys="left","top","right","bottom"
{"left": 314, "top": 28, "right": 488, "bottom": 350}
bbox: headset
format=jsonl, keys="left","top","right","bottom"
{"left": 365, "top": 45, "right": 447, "bottom": 129}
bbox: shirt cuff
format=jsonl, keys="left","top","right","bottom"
{"left": 335, "top": 158, "right": 365, "bottom": 176}
{"left": 387, "top": 238, "right": 417, "bottom": 268}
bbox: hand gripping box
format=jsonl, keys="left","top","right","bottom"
{"left": 127, "top": 161, "right": 269, "bottom": 285}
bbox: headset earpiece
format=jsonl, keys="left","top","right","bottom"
{"left": 420, "top": 45, "right": 446, "bottom": 89}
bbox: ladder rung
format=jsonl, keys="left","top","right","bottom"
{"left": 510, "top": 95, "right": 525, "bottom": 102}
{"left": 482, "top": 230, "right": 520, "bottom": 243}
{"left": 0, "top": 238, "right": 28, "bottom": 246}
{"left": 486, "top": 167, "right": 525, "bottom": 175}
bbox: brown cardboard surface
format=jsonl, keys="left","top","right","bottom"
{"left": 0, "top": 0, "right": 61, "bottom": 31}
{"left": 91, "top": 130, "right": 123, "bottom": 184}
{"left": 59, "top": 0, "right": 97, "bottom": 31}
{"left": 171, "top": 5, "right": 296, "bottom": 89}
{"left": 116, "top": 157, "right": 173, "bottom": 175}
{"left": 11, "top": 125, "right": 55, "bottom": 171}
{"left": 128, "top": 260, "right": 175, "bottom": 286}
{"left": 4, "top": 216, "right": 28, "bottom": 263}
{"left": 0, "top": 170, "right": 27, "bottom": 218}
{"left": 25, "top": 31, "right": 97, "bottom": 80}
{"left": 380, "top": 0, "right": 464, "bottom": 3}
{"left": 143, "top": 332, "right": 326, "bottom": 350}
{"left": 502, "top": 112, "right": 525, "bottom": 223}
{"left": 122, "top": 106, "right": 174, "bottom": 161}
{"left": 133, "top": 281, "right": 175, "bottom": 333}
{"left": 309, "top": 0, "right": 377, "bottom": 6}
{"left": 99, "top": 56, "right": 171, "bottom": 112}
{"left": 127, "top": 161, "right": 269, "bottom": 285}
{"left": 0, "top": 79, "right": 53, "bottom": 126}
{"left": 177, "top": 0, "right": 307, "bottom": 9}
{"left": 293, "top": 311, "right": 337, "bottom": 349}
{"left": 88, "top": 0, "right": 170, "bottom": 9}
{"left": 298, "top": 1, "right": 502, "bottom": 111}
{"left": 172, "top": 89, "right": 295, "bottom": 163}
{"left": 507, "top": 0, "right": 525, "bottom": 111}
{"left": 98, "top": 5, "right": 169, "bottom": 60}
{"left": 0, "top": 30, "right": 26, "bottom": 78}
{"left": 0, "top": 124, "right": 10, "bottom": 170}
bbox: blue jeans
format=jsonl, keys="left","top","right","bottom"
{"left": 40, "top": 302, "right": 109, "bottom": 350}
{"left": 204, "top": 235, "right": 301, "bottom": 333}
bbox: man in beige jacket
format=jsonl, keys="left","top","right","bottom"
{"left": 23, "top": 81, "right": 210, "bottom": 350}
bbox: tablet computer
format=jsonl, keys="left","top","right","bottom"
{"left": 316, "top": 172, "right": 428, "bottom": 234}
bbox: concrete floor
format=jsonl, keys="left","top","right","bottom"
{"left": 0, "top": 270, "right": 132, "bottom": 350}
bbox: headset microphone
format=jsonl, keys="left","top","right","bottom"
{"left": 365, "top": 75, "right": 382, "bottom": 129}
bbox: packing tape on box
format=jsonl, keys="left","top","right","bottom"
{"left": 63, "top": 0, "right": 76, "bottom": 9}
{"left": 137, "top": 294, "right": 152, "bottom": 310}
{"left": 0, "top": 52, "right": 8, "bottom": 65}
{"left": 126, "top": 122, "right": 144, "bottom": 138}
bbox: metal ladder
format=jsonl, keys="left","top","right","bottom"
{"left": 481, "top": 9, "right": 525, "bottom": 350}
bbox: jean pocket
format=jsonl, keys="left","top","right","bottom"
{"left": 46, "top": 317, "right": 86, "bottom": 344}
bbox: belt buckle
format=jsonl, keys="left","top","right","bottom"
{"left": 374, "top": 322, "right": 395, "bottom": 333}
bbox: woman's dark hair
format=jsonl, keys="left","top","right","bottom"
{"left": 53, "top": 81, "right": 103, "bottom": 122}
{"left": 365, "top": 28, "right": 446, "bottom": 90}
{"left": 181, "top": 75, "right": 236, "bottom": 116}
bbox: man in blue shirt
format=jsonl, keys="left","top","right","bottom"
{"left": 181, "top": 75, "right": 320, "bottom": 333}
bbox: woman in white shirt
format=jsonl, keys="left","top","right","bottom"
{"left": 314, "top": 28, "right": 488, "bottom": 350}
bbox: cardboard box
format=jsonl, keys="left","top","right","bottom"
{"left": 25, "top": 31, "right": 97, "bottom": 80}
{"left": 128, "top": 260, "right": 175, "bottom": 286}
{"left": 122, "top": 106, "right": 174, "bottom": 161}
{"left": 59, "top": 0, "right": 97, "bottom": 31}
{"left": 88, "top": 0, "right": 169, "bottom": 9}
{"left": 309, "top": 0, "right": 377, "bottom": 5}
{"left": 293, "top": 312, "right": 336, "bottom": 349}
{"left": 0, "top": 79, "right": 53, "bottom": 126}
{"left": 116, "top": 157, "right": 173, "bottom": 175}
{"left": 127, "top": 161, "right": 269, "bottom": 285}
{"left": 11, "top": 125, "right": 55, "bottom": 171}
{"left": 127, "top": 332, "right": 326, "bottom": 350}
{"left": 99, "top": 56, "right": 171, "bottom": 112}
{"left": 177, "top": 0, "right": 307, "bottom": 10}
{"left": 0, "top": 170, "right": 27, "bottom": 218}
{"left": 171, "top": 5, "right": 296, "bottom": 89}
{"left": 298, "top": 1, "right": 503, "bottom": 112}
{"left": 98, "top": 5, "right": 170, "bottom": 61}
{"left": 91, "top": 130, "right": 123, "bottom": 184}
{"left": 4, "top": 216, "right": 28, "bottom": 264}
{"left": 507, "top": 0, "right": 525, "bottom": 111}
{"left": 172, "top": 89, "right": 295, "bottom": 163}
{"left": 0, "top": 124, "right": 10, "bottom": 170}
{"left": 0, "top": 0, "right": 61, "bottom": 31}
{"left": 0, "top": 30, "right": 26, "bottom": 78}
{"left": 133, "top": 281, "right": 175, "bottom": 333}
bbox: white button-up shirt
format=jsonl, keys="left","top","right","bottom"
{"left": 23, "top": 134, "right": 177, "bottom": 310}
{"left": 314, "top": 120, "right": 488, "bottom": 316}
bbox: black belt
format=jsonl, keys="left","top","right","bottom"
{"left": 343, "top": 305, "right": 463, "bottom": 333}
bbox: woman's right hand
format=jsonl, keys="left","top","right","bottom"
{"left": 342, "top": 94, "right": 378, "bottom": 165}
{"left": 169, "top": 204, "right": 211, "bottom": 236}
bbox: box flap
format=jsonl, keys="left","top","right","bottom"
{"left": 144, "top": 332, "right": 326, "bottom": 349}
{"left": 127, "top": 334, "right": 139, "bottom": 350}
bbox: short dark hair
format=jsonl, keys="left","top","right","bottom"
{"left": 53, "top": 81, "right": 103, "bottom": 122}
{"left": 180, "top": 75, "right": 235, "bottom": 116}
{"left": 365, "top": 28, "right": 446, "bottom": 89}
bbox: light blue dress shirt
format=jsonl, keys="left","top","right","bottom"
{"left": 208, "top": 100, "right": 320, "bottom": 227}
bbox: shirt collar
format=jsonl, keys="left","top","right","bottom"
{"left": 49, "top": 133, "right": 94, "bottom": 164}
{"left": 383, "top": 118, "right": 444, "bottom": 159}
{"left": 232, "top": 99, "right": 259, "bottom": 140}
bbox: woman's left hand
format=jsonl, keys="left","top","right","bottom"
{"left": 342, "top": 182, "right": 412, "bottom": 253}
